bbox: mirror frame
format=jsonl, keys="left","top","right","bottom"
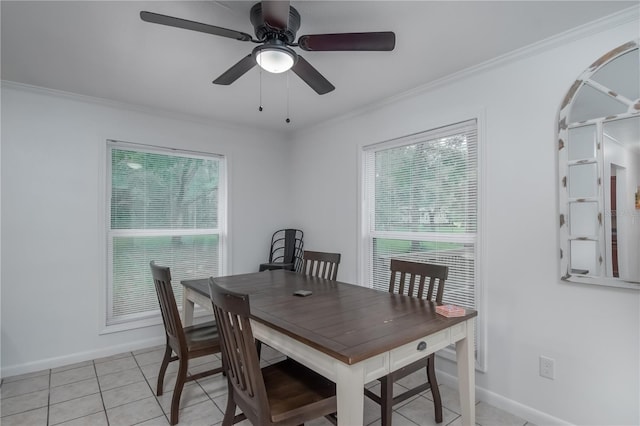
{"left": 558, "top": 39, "right": 640, "bottom": 290}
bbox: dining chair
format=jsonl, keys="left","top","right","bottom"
{"left": 259, "top": 229, "right": 304, "bottom": 272}
{"left": 364, "top": 259, "right": 449, "bottom": 425}
{"left": 208, "top": 277, "right": 337, "bottom": 426}
{"left": 149, "top": 261, "right": 224, "bottom": 425}
{"left": 301, "top": 250, "right": 341, "bottom": 280}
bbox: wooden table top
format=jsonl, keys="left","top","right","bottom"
{"left": 182, "top": 270, "right": 477, "bottom": 365}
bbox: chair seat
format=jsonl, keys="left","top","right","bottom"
{"left": 184, "top": 321, "right": 220, "bottom": 352}
{"left": 259, "top": 262, "right": 295, "bottom": 272}
{"left": 263, "top": 358, "right": 337, "bottom": 423}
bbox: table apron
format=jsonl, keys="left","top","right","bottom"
{"left": 186, "top": 288, "right": 211, "bottom": 311}
{"left": 251, "top": 318, "right": 468, "bottom": 384}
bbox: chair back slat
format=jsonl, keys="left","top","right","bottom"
{"left": 150, "top": 261, "right": 186, "bottom": 354}
{"left": 208, "top": 279, "right": 270, "bottom": 422}
{"left": 399, "top": 272, "right": 406, "bottom": 294}
{"left": 415, "top": 275, "right": 426, "bottom": 299}
{"left": 407, "top": 273, "right": 417, "bottom": 296}
{"left": 425, "top": 276, "right": 435, "bottom": 300}
{"left": 388, "top": 259, "right": 448, "bottom": 303}
{"left": 302, "top": 250, "right": 341, "bottom": 280}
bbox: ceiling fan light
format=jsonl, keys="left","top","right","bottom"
{"left": 255, "top": 46, "right": 295, "bottom": 74}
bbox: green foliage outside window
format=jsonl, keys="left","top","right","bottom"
{"left": 108, "top": 145, "right": 223, "bottom": 325}
{"left": 111, "top": 149, "right": 219, "bottom": 229}
{"left": 374, "top": 134, "right": 476, "bottom": 234}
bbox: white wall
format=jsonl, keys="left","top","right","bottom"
{"left": 2, "top": 11, "right": 639, "bottom": 426}
{"left": 1, "top": 85, "right": 292, "bottom": 375}
{"left": 288, "top": 18, "right": 640, "bottom": 426}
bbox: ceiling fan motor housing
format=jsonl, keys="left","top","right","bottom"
{"left": 250, "top": 2, "right": 300, "bottom": 43}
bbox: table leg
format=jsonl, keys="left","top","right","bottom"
{"left": 456, "top": 318, "right": 476, "bottom": 426}
{"left": 335, "top": 362, "right": 365, "bottom": 426}
{"left": 182, "top": 289, "right": 195, "bottom": 326}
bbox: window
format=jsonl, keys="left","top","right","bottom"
{"left": 362, "top": 119, "right": 483, "bottom": 364}
{"left": 106, "top": 140, "right": 226, "bottom": 327}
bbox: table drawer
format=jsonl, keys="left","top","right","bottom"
{"left": 389, "top": 329, "right": 450, "bottom": 371}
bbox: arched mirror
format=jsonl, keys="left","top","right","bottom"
{"left": 558, "top": 39, "right": 640, "bottom": 289}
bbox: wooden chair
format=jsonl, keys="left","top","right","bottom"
{"left": 301, "top": 250, "right": 341, "bottom": 280}
{"left": 259, "top": 229, "right": 304, "bottom": 272}
{"left": 208, "top": 277, "right": 337, "bottom": 426}
{"left": 150, "top": 261, "right": 224, "bottom": 425}
{"left": 364, "top": 259, "right": 449, "bottom": 425}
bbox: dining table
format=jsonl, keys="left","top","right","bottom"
{"left": 181, "top": 269, "right": 476, "bottom": 426}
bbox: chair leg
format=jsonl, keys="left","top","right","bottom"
{"left": 380, "top": 375, "right": 394, "bottom": 426}
{"left": 156, "top": 344, "right": 172, "bottom": 396}
{"left": 255, "top": 340, "right": 262, "bottom": 359}
{"left": 169, "top": 356, "right": 189, "bottom": 425}
{"left": 427, "top": 355, "right": 443, "bottom": 423}
{"left": 222, "top": 391, "right": 237, "bottom": 426}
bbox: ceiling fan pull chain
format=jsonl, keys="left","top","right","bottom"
{"left": 258, "top": 59, "right": 264, "bottom": 112}
{"left": 286, "top": 72, "right": 291, "bottom": 124}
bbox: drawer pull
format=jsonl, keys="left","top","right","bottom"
{"left": 417, "top": 341, "right": 427, "bottom": 351}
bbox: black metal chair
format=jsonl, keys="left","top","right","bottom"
{"left": 259, "top": 229, "right": 304, "bottom": 272}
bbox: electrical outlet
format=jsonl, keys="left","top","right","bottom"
{"left": 539, "top": 356, "right": 555, "bottom": 379}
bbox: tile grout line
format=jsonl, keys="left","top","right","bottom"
{"left": 133, "top": 348, "right": 170, "bottom": 425}
{"left": 48, "top": 362, "right": 105, "bottom": 426}
{"left": 47, "top": 364, "right": 103, "bottom": 425}
{"left": 47, "top": 368, "right": 52, "bottom": 426}
{"left": 93, "top": 358, "right": 111, "bottom": 426}
{"left": 195, "top": 353, "right": 226, "bottom": 415}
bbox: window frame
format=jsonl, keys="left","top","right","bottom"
{"left": 358, "top": 117, "right": 486, "bottom": 371}
{"left": 102, "top": 139, "right": 228, "bottom": 333}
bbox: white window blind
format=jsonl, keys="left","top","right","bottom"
{"left": 107, "top": 140, "right": 225, "bottom": 326}
{"left": 362, "top": 119, "right": 480, "bottom": 333}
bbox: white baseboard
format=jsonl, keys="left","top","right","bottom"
{"left": 436, "top": 369, "right": 573, "bottom": 426}
{"left": 1, "top": 336, "right": 165, "bottom": 379}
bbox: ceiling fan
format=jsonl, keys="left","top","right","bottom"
{"left": 140, "top": 1, "right": 395, "bottom": 95}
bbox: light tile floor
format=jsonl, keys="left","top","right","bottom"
{"left": 1, "top": 345, "right": 533, "bottom": 426}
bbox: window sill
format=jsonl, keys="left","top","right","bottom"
{"left": 100, "top": 307, "right": 212, "bottom": 335}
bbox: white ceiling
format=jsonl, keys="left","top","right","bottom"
{"left": 1, "top": 1, "right": 636, "bottom": 133}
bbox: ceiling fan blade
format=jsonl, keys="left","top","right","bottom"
{"left": 291, "top": 55, "right": 335, "bottom": 95}
{"left": 298, "top": 32, "right": 396, "bottom": 51}
{"left": 261, "top": 1, "right": 290, "bottom": 30}
{"left": 213, "top": 54, "right": 257, "bottom": 85}
{"left": 140, "top": 11, "right": 253, "bottom": 42}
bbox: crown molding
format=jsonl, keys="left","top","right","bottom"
{"left": 0, "top": 80, "right": 281, "bottom": 138}
{"left": 296, "top": 4, "right": 640, "bottom": 137}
